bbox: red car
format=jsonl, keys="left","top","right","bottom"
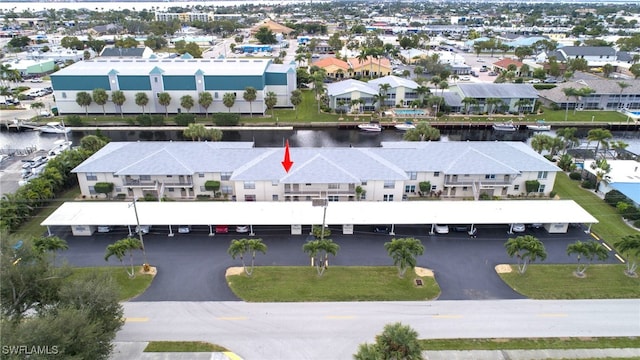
{"left": 215, "top": 225, "right": 228, "bottom": 234}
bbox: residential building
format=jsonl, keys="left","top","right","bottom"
{"left": 447, "top": 83, "right": 539, "bottom": 114}
{"left": 326, "top": 75, "right": 421, "bottom": 111}
{"left": 537, "top": 79, "right": 640, "bottom": 111}
{"left": 349, "top": 56, "right": 391, "bottom": 78}
{"left": 155, "top": 12, "right": 244, "bottom": 22}
{"left": 313, "top": 57, "right": 350, "bottom": 79}
{"left": 100, "top": 46, "right": 154, "bottom": 58}
{"left": 49, "top": 58, "right": 296, "bottom": 116}
{"left": 582, "top": 159, "right": 640, "bottom": 206}
{"left": 72, "top": 141, "right": 559, "bottom": 202}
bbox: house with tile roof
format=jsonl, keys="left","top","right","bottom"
{"left": 348, "top": 56, "right": 392, "bottom": 78}
{"left": 492, "top": 58, "right": 528, "bottom": 76}
{"left": 312, "top": 57, "right": 350, "bottom": 79}
{"left": 72, "top": 141, "right": 559, "bottom": 202}
{"left": 250, "top": 19, "right": 294, "bottom": 36}
{"left": 50, "top": 58, "right": 296, "bottom": 116}
{"left": 536, "top": 78, "right": 640, "bottom": 111}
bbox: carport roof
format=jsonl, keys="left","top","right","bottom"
{"left": 42, "top": 200, "right": 597, "bottom": 227}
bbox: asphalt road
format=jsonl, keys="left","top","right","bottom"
{"left": 117, "top": 299, "right": 640, "bottom": 360}
{"left": 55, "top": 224, "right": 621, "bottom": 301}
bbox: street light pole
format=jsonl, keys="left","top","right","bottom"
{"left": 130, "top": 197, "right": 148, "bottom": 266}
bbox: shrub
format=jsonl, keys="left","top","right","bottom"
{"left": 569, "top": 172, "right": 582, "bottom": 180}
{"left": 115, "top": 193, "right": 126, "bottom": 200}
{"left": 136, "top": 114, "right": 164, "bottom": 126}
{"left": 581, "top": 179, "right": 595, "bottom": 189}
{"left": 213, "top": 113, "right": 239, "bottom": 126}
{"left": 622, "top": 206, "right": 640, "bottom": 221}
{"left": 634, "top": 219, "right": 640, "bottom": 228}
{"left": 143, "top": 193, "right": 157, "bottom": 201}
{"left": 65, "top": 115, "right": 84, "bottom": 126}
{"left": 549, "top": 191, "right": 556, "bottom": 198}
{"left": 174, "top": 113, "right": 196, "bottom": 126}
{"left": 604, "top": 190, "right": 628, "bottom": 207}
{"left": 204, "top": 180, "right": 220, "bottom": 192}
{"left": 525, "top": 180, "right": 540, "bottom": 193}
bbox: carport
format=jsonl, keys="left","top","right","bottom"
{"left": 41, "top": 200, "right": 597, "bottom": 237}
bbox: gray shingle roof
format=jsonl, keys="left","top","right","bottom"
{"left": 559, "top": 46, "right": 616, "bottom": 57}
{"left": 73, "top": 141, "right": 558, "bottom": 181}
{"left": 100, "top": 47, "right": 146, "bottom": 57}
{"left": 457, "top": 83, "right": 539, "bottom": 99}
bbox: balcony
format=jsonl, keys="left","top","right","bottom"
{"left": 123, "top": 179, "right": 156, "bottom": 187}
{"left": 284, "top": 184, "right": 356, "bottom": 195}
{"left": 164, "top": 181, "right": 193, "bottom": 188}
{"left": 444, "top": 175, "right": 513, "bottom": 186}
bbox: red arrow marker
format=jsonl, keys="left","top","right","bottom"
{"left": 281, "top": 139, "right": 294, "bottom": 173}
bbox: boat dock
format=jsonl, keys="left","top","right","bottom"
{"left": 0, "top": 119, "right": 40, "bottom": 131}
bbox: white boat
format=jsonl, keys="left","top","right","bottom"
{"left": 394, "top": 121, "right": 416, "bottom": 131}
{"left": 39, "top": 122, "right": 70, "bottom": 134}
{"left": 48, "top": 140, "right": 73, "bottom": 158}
{"left": 526, "top": 120, "right": 551, "bottom": 131}
{"left": 492, "top": 121, "right": 517, "bottom": 132}
{"left": 357, "top": 122, "right": 382, "bottom": 132}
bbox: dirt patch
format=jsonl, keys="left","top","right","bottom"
{"left": 414, "top": 267, "right": 434, "bottom": 277}
{"left": 226, "top": 267, "right": 244, "bottom": 277}
{"left": 495, "top": 264, "right": 512, "bottom": 274}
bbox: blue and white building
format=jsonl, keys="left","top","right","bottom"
{"left": 50, "top": 58, "right": 296, "bottom": 116}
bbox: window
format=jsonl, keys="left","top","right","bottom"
{"left": 383, "top": 180, "right": 395, "bottom": 189}
{"left": 140, "top": 175, "right": 151, "bottom": 181}
{"left": 88, "top": 186, "right": 96, "bottom": 194}
{"left": 272, "top": 194, "right": 278, "bottom": 201}
{"left": 221, "top": 185, "right": 232, "bottom": 194}
{"left": 328, "top": 195, "right": 339, "bottom": 202}
{"left": 113, "top": 174, "right": 119, "bottom": 178}
{"left": 485, "top": 174, "right": 496, "bottom": 179}
{"left": 167, "top": 175, "right": 173, "bottom": 178}
{"left": 407, "top": 171, "right": 417, "bottom": 180}
{"left": 537, "top": 171, "right": 548, "bottom": 179}
{"left": 383, "top": 194, "right": 394, "bottom": 201}
{"left": 86, "top": 173, "right": 97, "bottom": 181}
{"left": 214, "top": 92, "right": 219, "bottom": 99}
{"left": 431, "top": 185, "right": 437, "bottom": 191}
{"left": 463, "top": 186, "right": 468, "bottom": 191}
{"left": 434, "top": 172, "right": 440, "bottom": 177}
{"left": 328, "top": 183, "right": 339, "bottom": 189}
{"left": 244, "top": 194, "right": 256, "bottom": 201}
{"left": 221, "top": 172, "right": 231, "bottom": 180}
{"left": 168, "top": 188, "right": 174, "bottom": 192}
{"left": 61, "top": 92, "right": 67, "bottom": 99}
{"left": 154, "top": 77, "right": 158, "bottom": 83}
{"left": 243, "top": 181, "right": 255, "bottom": 189}
{"left": 514, "top": 185, "right": 520, "bottom": 191}
{"left": 405, "top": 185, "right": 416, "bottom": 193}
{"left": 115, "top": 186, "right": 121, "bottom": 192}
{"left": 538, "top": 184, "right": 546, "bottom": 193}
{"left": 361, "top": 181, "right": 367, "bottom": 186}
{"left": 198, "top": 173, "right": 205, "bottom": 178}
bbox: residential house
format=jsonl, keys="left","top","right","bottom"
{"left": 582, "top": 159, "right": 640, "bottom": 206}
{"left": 447, "top": 83, "right": 539, "bottom": 114}
{"left": 72, "top": 141, "right": 559, "bottom": 202}
{"left": 349, "top": 56, "right": 392, "bottom": 78}
{"left": 100, "top": 46, "right": 154, "bottom": 58}
{"left": 312, "top": 57, "right": 350, "bottom": 79}
{"left": 326, "top": 75, "right": 421, "bottom": 111}
{"left": 537, "top": 79, "right": 640, "bottom": 111}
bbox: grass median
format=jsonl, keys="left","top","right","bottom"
{"left": 227, "top": 266, "right": 440, "bottom": 302}
{"left": 68, "top": 266, "right": 155, "bottom": 301}
{"left": 419, "top": 337, "right": 640, "bottom": 351}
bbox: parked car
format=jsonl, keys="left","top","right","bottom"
{"left": 97, "top": 226, "right": 111, "bottom": 233}
{"left": 543, "top": 78, "right": 558, "bottom": 83}
{"left": 434, "top": 224, "right": 449, "bottom": 234}
{"left": 488, "top": 71, "right": 498, "bottom": 76}
{"left": 527, "top": 79, "right": 541, "bottom": 84}
{"left": 529, "top": 223, "right": 543, "bottom": 229}
{"left": 374, "top": 226, "right": 389, "bottom": 234}
{"left": 215, "top": 225, "right": 229, "bottom": 234}
{"left": 29, "top": 78, "right": 43, "bottom": 83}
{"left": 136, "top": 225, "right": 150, "bottom": 235}
{"left": 479, "top": 67, "right": 488, "bottom": 72}
{"left": 470, "top": 71, "right": 479, "bottom": 77}
{"left": 236, "top": 225, "right": 249, "bottom": 233}
{"left": 178, "top": 225, "right": 191, "bottom": 234}
{"left": 511, "top": 223, "right": 526, "bottom": 233}
{"left": 459, "top": 75, "right": 471, "bottom": 81}
{"left": 453, "top": 225, "right": 468, "bottom": 232}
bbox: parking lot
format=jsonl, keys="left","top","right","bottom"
{"left": 54, "top": 223, "right": 620, "bottom": 301}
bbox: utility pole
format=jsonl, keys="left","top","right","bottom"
{"left": 130, "top": 197, "right": 148, "bottom": 266}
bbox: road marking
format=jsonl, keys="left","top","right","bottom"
{"left": 615, "top": 254, "right": 626, "bottom": 263}
{"left": 590, "top": 233, "right": 600, "bottom": 241}
{"left": 217, "top": 317, "right": 247, "bottom": 321}
{"left": 325, "top": 315, "right": 355, "bottom": 319}
{"left": 223, "top": 351, "right": 243, "bottom": 360}
{"left": 125, "top": 317, "right": 149, "bottom": 322}
{"left": 537, "top": 313, "right": 567, "bottom": 318}
{"left": 432, "top": 315, "right": 462, "bottom": 319}
{"left": 602, "top": 243, "right": 612, "bottom": 251}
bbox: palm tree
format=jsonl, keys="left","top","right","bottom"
{"left": 30, "top": 101, "right": 45, "bottom": 118}
{"left": 290, "top": 89, "right": 303, "bottom": 120}
{"left": 183, "top": 123, "right": 208, "bottom": 141}
{"left": 264, "top": 91, "right": 278, "bottom": 118}
{"left": 504, "top": 235, "right": 547, "bottom": 274}
{"left": 222, "top": 92, "right": 236, "bottom": 112}
{"left": 243, "top": 86, "right": 257, "bottom": 117}
{"left": 415, "top": 85, "right": 430, "bottom": 105}
{"left": 377, "top": 83, "right": 391, "bottom": 112}
{"left": 461, "top": 97, "right": 476, "bottom": 115}
{"left": 438, "top": 80, "right": 448, "bottom": 97}
{"left": 572, "top": 87, "right": 594, "bottom": 115}
{"left": 615, "top": 234, "right": 640, "bottom": 276}
{"left": 180, "top": 94, "right": 194, "bottom": 113}
{"left": 384, "top": 237, "right": 424, "bottom": 278}
{"left": 92, "top": 88, "right": 108, "bottom": 115}
{"left": 486, "top": 97, "right": 502, "bottom": 115}
{"left": 356, "top": 49, "right": 369, "bottom": 78}
{"left": 135, "top": 92, "right": 149, "bottom": 114}
{"left": 514, "top": 98, "right": 532, "bottom": 115}
{"left": 586, "top": 128, "right": 613, "bottom": 159}
{"left": 104, "top": 237, "right": 143, "bottom": 278}
{"left": 302, "top": 239, "right": 340, "bottom": 277}
{"left": 555, "top": 127, "right": 579, "bottom": 154}
{"left": 33, "top": 235, "right": 68, "bottom": 267}
{"left": 76, "top": 91, "right": 92, "bottom": 116}
{"left": 562, "top": 87, "right": 577, "bottom": 121}
{"left": 198, "top": 92, "right": 213, "bottom": 118}
{"left": 617, "top": 81, "right": 630, "bottom": 109}
{"left": 566, "top": 240, "right": 609, "bottom": 277}
{"left": 158, "top": 92, "right": 171, "bottom": 117}
{"left": 111, "top": 90, "right": 126, "bottom": 118}
{"left": 228, "top": 238, "right": 267, "bottom": 277}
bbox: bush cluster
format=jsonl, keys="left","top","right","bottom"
{"left": 569, "top": 172, "right": 582, "bottom": 180}
{"left": 213, "top": 113, "right": 240, "bottom": 126}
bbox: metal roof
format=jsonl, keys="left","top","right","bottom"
{"left": 41, "top": 200, "right": 598, "bottom": 227}
{"left": 457, "top": 83, "right": 539, "bottom": 99}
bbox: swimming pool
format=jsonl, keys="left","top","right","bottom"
{"left": 394, "top": 109, "right": 426, "bottom": 116}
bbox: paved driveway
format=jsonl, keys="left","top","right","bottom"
{"left": 56, "top": 224, "right": 619, "bottom": 301}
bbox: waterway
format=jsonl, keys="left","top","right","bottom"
{"left": 2, "top": 127, "right": 640, "bottom": 153}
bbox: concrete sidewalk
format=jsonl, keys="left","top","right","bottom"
{"left": 111, "top": 342, "right": 640, "bottom": 360}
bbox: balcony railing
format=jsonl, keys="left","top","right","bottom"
{"left": 444, "top": 176, "right": 513, "bottom": 186}
{"left": 123, "top": 179, "right": 156, "bottom": 187}
{"left": 164, "top": 181, "right": 193, "bottom": 187}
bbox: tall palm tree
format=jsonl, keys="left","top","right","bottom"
{"left": 243, "top": 86, "right": 257, "bottom": 117}
{"left": 504, "top": 235, "right": 547, "bottom": 275}
{"left": 555, "top": 127, "right": 579, "bottom": 155}
{"left": 384, "top": 237, "right": 424, "bottom": 278}
{"left": 586, "top": 128, "right": 613, "bottom": 159}
{"left": 104, "top": 237, "right": 143, "bottom": 278}
{"left": 157, "top": 92, "right": 171, "bottom": 117}
{"left": 302, "top": 239, "right": 340, "bottom": 277}
{"left": 92, "top": 88, "right": 108, "bottom": 115}
{"left": 378, "top": 83, "right": 391, "bottom": 111}
{"left": 290, "top": 89, "right": 303, "bottom": 120}
{"left": 228, "top": 238, "right": 267, "bottom": 277}
{"left": 180, "top": 94, "right": 194, "bottom": 113}
{"left": 222, "top": 92, "right": 236, "bottom": 112}
{"left": 111, "top": 90, "right": 126, "bottom": 118}
{"left": 617, "top": 81, "right": 630, "bottom": 109}
{"left": 615, "top": 234, "right": 640, "bottom": 276}
{"left": 486, "top": 97, "right": 502, "bottom": 115}
{"left": 562, "top": 87, "right": 577, "bottom": 121}
{"left": 264, "top": 91, "right": 277, "bottom": 118}
{"left": 356, "top": 49, "right": 369, "bottom": 78}
{"left": 415, "top": 85, "right": 430, "bottom": 105}
{"left": 198, "top": 92, "right": 213, "bottom": 118}
{"left": 33, "top": 235, "right": 68, "bottom": 267}
{"left": 566, "top": 240, "right": 609, "bottom": 277}
{"left": 135, "top": 92, "right": 149, "bottom": 114}
{"left": 461, "top": 97, "right": 475, "bottom": 114}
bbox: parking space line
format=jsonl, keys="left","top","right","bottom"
{"left": 602, "top": 243, "right": 612, "bottom": 251}
{"left": 615, "top": 254, "right": 625, "bottom": 263}
{"left": 590, "top": 233, "right": 600, "bottom": 241}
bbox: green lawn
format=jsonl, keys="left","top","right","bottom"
{"left": 499, "top": 264, "right": 639, "bottom": 299}
{"left": 227, "top": 266, "right": 440, "bottom": 302}
{"left": 68, "top": 266, "right": 154, "bottom": 301}
{"left": 144, "top": 341, "right": 228, "bottom": 352}
{"left": 553, "top": 172, "right": 637, "bottom": 245}
{"left": 419, "top": 337, "right": 640, "bottom": 351}
{"left": 13, "top": 187, "right": 80, "bottom": 239}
